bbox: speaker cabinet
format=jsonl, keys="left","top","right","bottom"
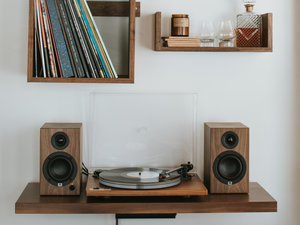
{"left": 204, "top": 122, "right": 249, "bottom": 194}
{"left": 40, "top": 123, "right": 82, "bottom": 195}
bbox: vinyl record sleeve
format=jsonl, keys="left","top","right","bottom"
{"left": 79, "top": 0, "right": 117, "bottom": 78}
{"left": 57, "top": 0, "right": 85, "bottom": 78}
{"left": 45, "top": 0, "right": 74, "bottom": 77}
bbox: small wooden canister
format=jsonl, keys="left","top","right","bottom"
{"left": 171, "top": 14, "right": 189, "bottom": 36}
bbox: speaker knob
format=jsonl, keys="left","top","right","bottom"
{"left": 69, "top": 185, "right": 75, "bottom": 191}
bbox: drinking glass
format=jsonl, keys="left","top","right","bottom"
{"left": 217, "top": 21, "right": 236, "bottom": 47}
{"left": 199, "top": 21, "right": 216, "bottom": 47}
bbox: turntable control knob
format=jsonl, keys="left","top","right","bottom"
{"left": 69, "top": 185, "right": 75, "bottom": 191}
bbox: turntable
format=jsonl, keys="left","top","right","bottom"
{"left": 85, "top": 93, "right": 206, "bottom": 197}
{"left": 85, "top": 162, "right": 208, "bottom": 197}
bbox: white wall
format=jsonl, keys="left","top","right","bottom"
{"left": 1, "top": 0, "right": 299, "bottom": 224}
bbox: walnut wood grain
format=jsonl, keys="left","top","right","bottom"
{"left": 41, "top": 123, "right": 83, "bottom": 129}
{"left": 87, "top": 1, "right": 140, "bottom": 17}
{"left": 15, "top": 182, "right": 277, "bottom": 214}
{"left": 128, "top": 0, "right": 135, "bottom": 83}
{"left": 27, "top": 77, "right": 134, "bottom": 83}
{"left": 86, "top": 174, "right": 208, "bottom": 197}
{"left": 204, "top": 122, "right": 249, "bottom": 194}
{"left": 155, "top": 12, "right": 273, "bottom": 52}
{"left": 155, "top": 12, "right": 162, "bottom": 51}
{"left": 27, "top": 0, "right": 137, "bottom": 83}
{"left": 40, "top": 123, "right": 82, "bottom": 195}
{"left": 27, "top": 0, "right": 34, "bottom": 82}
{"left": 204, "top": 123, "right": 211, "bottom": 191}
{"left": 262, "top": 13, "right": 273, "bottom": 49}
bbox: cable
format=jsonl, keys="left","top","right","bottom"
{"left": 81, "top": 162, "right": 89, "bottom": 176}
{"left": 82, "top": 162, "right": 89, "bottom": 173}
{"left": 82, "top": 167, "right": 88, "bottom": 174}
{"left": 82, "top": 171, "right": 89, "bottom": 176}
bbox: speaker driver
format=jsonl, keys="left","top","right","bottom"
{"left": 213, "top": 151, "right": 247, "bottom": 185}
{"left": 49, "top": 157, "right": 72, "bottom": 181}
{"left": 51, "top": 132, "right": 69, "bottom": 150}
{"left": 221, "top": 131, "right": 239, "bottom": 149}
{"left": 43, "top": 152, "right": 77, "bottom": 186}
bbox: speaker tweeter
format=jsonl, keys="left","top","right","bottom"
{"left": 51, "top": 132, "right": 69, "bottom": 150}
{"left": 221, "top": 131, "right": 239, "bottom": 149}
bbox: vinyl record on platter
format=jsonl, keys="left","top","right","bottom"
{"left": 99, "top": 167, "right": 181, "bottom": 189}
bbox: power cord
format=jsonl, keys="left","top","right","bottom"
{"left": 82, "top": 162, "right": 89, "bottom": 176}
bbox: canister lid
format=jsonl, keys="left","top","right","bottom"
{"left": 172, "top": 14, "right": 189, "bottom": 18}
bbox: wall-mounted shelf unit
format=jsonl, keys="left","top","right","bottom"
{"left": 27, "top": 0, "right": 140, "bottom": 83}
{"left": 155, "top": 12, "right": 273, "bottom": 52}
{"left": 15, "top": 182, "right": 277, "bottom": 214}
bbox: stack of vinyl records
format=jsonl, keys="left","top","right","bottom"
{"left": 162, "top": 37, "right": 200, "bottom": 47}
{"left": 35, "top": 0, "right": 117, "bottom": 78}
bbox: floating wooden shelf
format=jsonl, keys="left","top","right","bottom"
{"left": 15, "top": 182, "right": 277, "bottom": 214}
{"left": 155, "top": 12, "right": 273, "bottom": 52}
{"left": 27, "top": 0, "right": 140, "bottom": 83}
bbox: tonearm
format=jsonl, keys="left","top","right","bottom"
{"left": 159, "top": 162, "right": 193, "bottom": 181}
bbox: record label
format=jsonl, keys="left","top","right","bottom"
{"left": 126, "top": 171, "right": 159, "bottom": 179}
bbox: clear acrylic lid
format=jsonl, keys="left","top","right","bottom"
{"left": 86, "top": 93, "right": 197, "bottom": 171}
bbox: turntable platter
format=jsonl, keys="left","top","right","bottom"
{"left": 99, "top": 167, "right": 181, "bottom": 189}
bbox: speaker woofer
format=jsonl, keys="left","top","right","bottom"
{"left": 49, "top": 157, "right": 72, "bottom": 181}
{"left": 51, "top": 132, "right": 69, "bottom": 150}
{"left": 43, "top": 152, "right": 77, "bottom": 186}
{"left": 221, "top": 131, "right": 239, "bottom": 149}
{"left": 213, "top": 151, "right": 247, "bottom": 185}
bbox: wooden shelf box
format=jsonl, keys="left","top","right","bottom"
{"left": 155, "top": 12, "right": 273, "bottom": 52}
{"left": 27, "top": 0, "right": 140, "bottom": 83}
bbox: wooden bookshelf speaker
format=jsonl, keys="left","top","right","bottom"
{"left": 204, "top": 122, "right": 249, "bottom": 194}
{"left": 40, "top": 123, "right": 82, "bottom": 195}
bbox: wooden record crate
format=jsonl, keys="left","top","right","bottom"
{"left": 27, "top": 0, "right": 140, "bottom": 83}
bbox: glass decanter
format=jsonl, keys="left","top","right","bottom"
{"left": 236, "top": 0, "right": 262, "bottom": 47}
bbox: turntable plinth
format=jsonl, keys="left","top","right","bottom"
{"left": 85, "top": 173, "right": 208, "bottom": 196}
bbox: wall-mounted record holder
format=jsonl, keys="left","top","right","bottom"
{"left": 85, "top": 93, "right": 208, "bottom": 196}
